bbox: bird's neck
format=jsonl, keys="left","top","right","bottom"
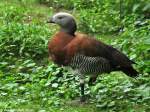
{"left": 60, "top": 23, "right": 77, "bottom": 36}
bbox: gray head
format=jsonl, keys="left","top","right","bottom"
{"left": 47, "top": 12, "right": 77, "bottom": 36}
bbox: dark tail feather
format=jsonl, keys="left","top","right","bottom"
{"left": 122, "top": 67, "right": 139, "bottom": 77}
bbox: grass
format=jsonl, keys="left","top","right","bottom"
{"left": 1, "top": 105, "right": 99, "bottom": 112}
{"left": 0, "top": 98, "right": 99, "bottom": 112}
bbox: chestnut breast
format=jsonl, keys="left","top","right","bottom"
{"left": 48, "top": 32, "right": 74, "bottom": 65}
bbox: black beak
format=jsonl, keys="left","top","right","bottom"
{"left": 47, "top": 17, "right": 55, "bottom": 23}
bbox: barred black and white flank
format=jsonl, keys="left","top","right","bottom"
{"left": 70, "top": 54, "right": 111, "bottom": 75}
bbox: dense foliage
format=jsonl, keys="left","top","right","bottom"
{"left": 0, "top": 0, "right": 149, "bottom": 112}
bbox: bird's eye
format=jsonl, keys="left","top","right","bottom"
{"left": 58, "top": 16, "right": 63, "bottom": 19}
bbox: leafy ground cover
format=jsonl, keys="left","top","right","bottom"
{"left": 0, "top": 0, "right": 149, "bottom": 112}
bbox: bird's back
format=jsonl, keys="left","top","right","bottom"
{"left": 64, "top": 33, "right": 131, "bottom": 66}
